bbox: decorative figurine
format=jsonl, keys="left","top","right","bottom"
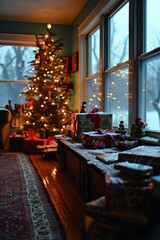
{"left": 131, "top": 117, "right": 148, "bottom": 138}
{"left": 118, "top": 120, "right": 126, "bottom": 134}
{"left": 80, "top": 101, "right": 87, "bottom": 113}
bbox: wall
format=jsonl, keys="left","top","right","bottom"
{"left": 0, "top": 20, "right": 72, "bottom": 56}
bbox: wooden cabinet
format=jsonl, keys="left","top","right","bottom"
{"left": 65, "top": 148, "right": 81, "bottom": 191}
{"left": 58, "top": 138, "right": 106, "bottom": 201}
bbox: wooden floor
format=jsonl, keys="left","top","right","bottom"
{"left": 29, "top": 154, "right": 85, "bottom": 240}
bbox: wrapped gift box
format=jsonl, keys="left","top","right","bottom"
{"left": 71, "top": 112, "right": 112, "bottom": 142}
{"left": 81, "top": 131, "right": 120, "bottom": 149}
{"left": 105, "top": 173, "right": 154, "bottom": 207}
{"left": 118, "top": 146, "right": 160, "bottom": 173}
{"left": 23, "top": 138, "right": 48, "bottom": 154}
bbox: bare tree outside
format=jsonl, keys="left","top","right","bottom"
{"left": 106, "top": 2, "right": 129, "bottom": 127}
{"left": 87, "top": 28, "right": 100, "bottom": 112}
{"left": 0, "top": 45, "right": 37, "bottom": 108}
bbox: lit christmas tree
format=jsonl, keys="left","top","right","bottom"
{"left": 22, "top": 23, "right": 73, "bottom": 135}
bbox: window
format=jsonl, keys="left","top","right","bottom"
{"left": 146, "top": 0, "right": 160, "bottom": 52}
{"left": 78, "top": 0, "right": 160, "bottom": 135}
{"left": 105, "top": 2, "right": 129, "bottom": 127}
{"left": 86, "top": 27, "right": 101, "bottom": 112}
{"left": 109, "top": 3, "right": 129, "bottom": 68}
{"left": 140, "top": 0, "right": 160, "bottom": 131}
{"left": 106, "top": 66, "right": 129, "bottom": 127}
{"left": 88, "top": 28, "right": 100, "bottom": 75}
{"left": 0, "top": 44, "right": 37, "bottom": 108}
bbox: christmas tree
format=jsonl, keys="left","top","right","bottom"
{"left": 22, "top": 23, "right": 73, "bottom": 135}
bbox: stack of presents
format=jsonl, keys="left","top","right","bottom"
{"left": 71, "top": 109, "right": 160, "bottom": 238}
{"left": 9, "top": 130, "right": 58, "bottom": 158}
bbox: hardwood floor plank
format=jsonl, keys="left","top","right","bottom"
{"left": 29, "top": 154, "right": 84, "bottom": 240}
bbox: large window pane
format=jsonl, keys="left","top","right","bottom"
{"left": 109, "top": 3, "right": 129, "bottom": 67}
{"left": 105, "top": 66, "right": 129, "bottom": 127}
{"left": 141, "top": 57, "right": 160, "bottom": 130}
{"left": 88, "top": 28, "right": 100, "bottom": 75}
{"left": 0, "top": 45, "right": 37, "bottom": 80}
{"left": 0, "top": 83, "right": 27, "bottom": 108}
{"left": 87, "top": 76, "right": 101, "bottom": 112}
{"left": 85, "top": 26, "right": 100, "bottom": 111}
{"left": 146, "top": 0, "right": 160, "bottom": 52}
{"left": 0, "top": 45, "right": 37, "bottom": 108}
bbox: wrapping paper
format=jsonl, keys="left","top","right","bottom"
{"left": 71, "top": 112, "right": 112, "bottom": 142}
{"left": 81, "top": 131, "right": 120, "bottom": 149}
{"left": 118, "top": 146, "right": 160, "bottom": 173}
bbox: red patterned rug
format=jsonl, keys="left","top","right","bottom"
{"left": 0, "top": 152, "right": 66, "bottom": 240}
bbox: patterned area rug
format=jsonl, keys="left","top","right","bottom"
{"left": 0, "top": 152, "right": 66, "bottom": 240}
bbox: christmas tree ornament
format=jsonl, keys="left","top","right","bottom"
{"left": 35, "top": 53, "right": 41, "bottom": 60}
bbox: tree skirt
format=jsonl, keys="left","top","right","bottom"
{"left": 0, "top": 152, "right": 66, "bottom": 240}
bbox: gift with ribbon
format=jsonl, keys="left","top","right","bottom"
{"left": 81, "top": 130, "right": 120, "bottom": 149}
{"left": 71, "top": 111, "right": 112, "bottom": 142}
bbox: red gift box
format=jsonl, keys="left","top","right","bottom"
{"left": 23, "top": 138, "right": 48, "bottom": 154}
{"left": 81, "top": 131, "right": 120, "bottom": 149}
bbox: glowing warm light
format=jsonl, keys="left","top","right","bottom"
{"left": 43, "top": 177, "right": 49, "bottom": 188}
{"left": 47, "top": 23, "right": 52, "bottom": 29}
{"left": 51, "top": 168, "right": 57, "bottom": 177}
